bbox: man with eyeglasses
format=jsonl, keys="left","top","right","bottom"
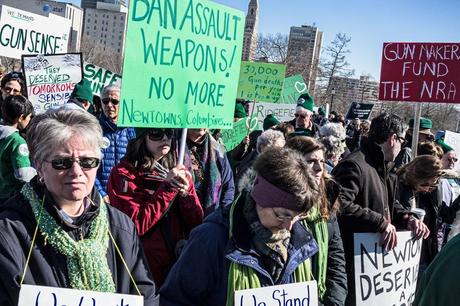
{"left": 95, "top": 84, "right": 136, "bottom": 203}
{"left": 290, "top": 93, "right": 320, "bottom": 138}
{"left": 394, "top": 117, "right": 434, "bottom": 168}
{"left": 332, "top": 113, "right": 426, "bottom": 306}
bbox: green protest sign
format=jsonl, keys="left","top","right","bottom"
{"left": 221, "top": 116, "right": 259, "bottom": 151}
{"left": 83, "top": 62, "right": 121, "bottom": 97}
{"left": 237, "top": 61, "right": 285, "bottom": 102}
{"left": 277, "top": 74, "right": 308, "bottom": 103}
{"left": 119, "top": 0, "right": 245, "bottom": 129}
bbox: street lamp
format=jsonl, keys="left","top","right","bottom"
{"left": 330, "top": 88, "right": 336, "bottom": 112}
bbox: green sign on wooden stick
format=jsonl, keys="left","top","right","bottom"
{"left": 119, "top": 0, "right": 245, "bottom": 129}
{"left": 237, "top": 61, "right": 286, "bottom": 102}
{"left": 221, "top": 115, "right": 260, "bottom": 151}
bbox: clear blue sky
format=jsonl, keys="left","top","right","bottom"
{"left": 66, "top": 0, "right": 460, "bottom": 80}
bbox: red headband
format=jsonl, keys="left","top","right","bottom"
{"left": 250, "top": 175, "right": 303, "bottom": 212}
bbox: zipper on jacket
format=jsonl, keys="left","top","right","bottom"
{"left": 77, "top": 227, "right": 84, "bottom": 241}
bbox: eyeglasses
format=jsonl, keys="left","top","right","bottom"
{"left": 447, "top": 157, "right": 458, "bottom": 163}
{"left": 102, "top": 98, "right": 120, "bottom": 105}
{"left": 3, "top": 86, "right": 21, "bottom": 94}
{"left": 294, "top": 114, "right": 307, "bottom": 119}
{"left": 272, "top": 208, "right": 307, "bottom": 222}
{"left": 147, "top": 129, "right": 174, "bottom": 141}
{"left": 396, "top": 135, "right": 407, "bottom": 146}
{"left": 46, "top": 157, "right": 100, "bottom": 170}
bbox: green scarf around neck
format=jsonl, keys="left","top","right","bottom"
{"left": 301, "top": 203, "right": 329, "bottom": 300}
{"left": 22, "top": 183, "right": 116, "bottom": 292}
{"left": 225, "top": 199, "right": 312, "bottom": 306}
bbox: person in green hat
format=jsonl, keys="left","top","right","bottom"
{"left": 263, "top": 113, "right": 280, "bottom": 131}
{"left": 394, "top": 117, "right": 434, "bottom": 168}
{"left": 66, "top": 78, "right": 94, "bottom": 111}
{"left": 291, "top": 93, "right": 320, "bottom": 138}
{"left": 234, "top": 102, "right": 247, "bottom": 122}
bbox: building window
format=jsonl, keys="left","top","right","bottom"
{"left": 93, "top": 26, "right": 96, "bottom": 30}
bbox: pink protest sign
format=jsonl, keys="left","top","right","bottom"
{"left": 379, "top": 42, "right": 460, "bottom": 103}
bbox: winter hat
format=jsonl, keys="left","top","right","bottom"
{"left": 70, "top": 79, "right": 93, "bottom": 103}
{"left": 436, "top": 139, "right": 454, "bottom": 154}
{"left": 408, "top": 117, "right": 433, "bottom": 135}
{"left": 296, "top": 93, "right": 314, "bottom": 112}
{"left": 318, "top": 107, "right": 326, "bottom": 116}
{"left": 234, "top": 102, "right": 247, "bottom": 118}
{"left": 263, "top": 114, "right": 280, "bottom": 130}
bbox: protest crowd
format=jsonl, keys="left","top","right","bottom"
{"left": 2, "top": 64, "right": 460, "bottom": 306}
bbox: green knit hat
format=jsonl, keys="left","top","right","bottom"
{"left": 70, "top": 79, "right": 93, "bottom": 103}
{"left": 436, "top": 139, "right": 454, "bottom": 154}
{"left": 263, "top": 114, "right": 280, "bottom": 130}
{"left": 409, "top": 117, "right": 432, "bottom": 129}
{"left": 296, "top": 93, "right": 314, "bottom": 112}
{"left": 234, "top": 102, "right": 247, "bottom": 118}
{"left": 318, "top": 107, "right": 326, "bottom": 116}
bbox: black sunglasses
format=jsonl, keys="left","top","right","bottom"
{"left": 102, "top": 98, "right": 120, "bottom": 105}
{"left": 47, "top": 157, "right": 100, "bottom": 170}
{"left": 396, "top": 135, "right": 407, "bottom": 146}
{"left": 294, "top": 114, "right": 307, "bottom": 119}
{"left": 148, "top": 129, "right": 174, "bottom": 141}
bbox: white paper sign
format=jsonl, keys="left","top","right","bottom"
{"left": 234, "top": 281, "right": 318, "bottom": 306}
{"left": 248, "top": 102, "right": 297, "bottom": 126}
{"left": 83, "top": 62, "right": 122, "bottom": 97}
{"left": 443, "top": 130, "right": 460, "bottom": 172}
{"left": 23, "top": 53, "right": 83, "bottom": 114}
{"left": 18, "top": 284, "right": 143, "bottom": 306}
{"left": 0, "top": 5, "right": 71, "bottom": 59}
{"left": 354, "top": 232, "right": 422, "bottom": 306}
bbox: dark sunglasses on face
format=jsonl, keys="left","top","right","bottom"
{"left": 294, "top": 114, "right": 307, "bottom": 119}
{"left": 47, "top": 157, "right": 100, "bottom": 170}
{"left": 102, "top": 98, "right": 120, "bottom": 105}
{"left": 396, "top": 135, "right": 407, "bottom": 146}
{"left": 148, "top": 129, "right": 174, "bottom": 141}
{"left": 448, "top": 157, "right": 458, "bottom": 163}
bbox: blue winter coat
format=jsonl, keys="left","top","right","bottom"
{"left": 159, "top": 192, "right": 319, "bottom": 306}
{"left": 96, "top": 114, "right": 136, "bottom": 197}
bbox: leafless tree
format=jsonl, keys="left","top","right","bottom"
{"left": 0, "top": 56, "right": 22, "bottom": 72}
{"left": 316, "top": 33, "right": 354, "bottom": 108}
{"left": 255, "top": 33, "right": 288, "bottom": 63}
{"left": 80, "top": 36, "right": 123, "bottom": 73}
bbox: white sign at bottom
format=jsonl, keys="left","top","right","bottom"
{"left": 234, "top": 281, "right": 318, "bottom": 306}
{"left": 18, "top": 284, "right": 143, "bottom": 306}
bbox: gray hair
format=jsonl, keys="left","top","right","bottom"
{"left": 26, "top": 108, "right": 105, "bottom": 164}
{"left": 319, "top": 123, "right": 346, "bottom": 140}
{"left": 295, "top": 106, "right": 313, "bottom": 116}
{"left": 256, "top": 129, "right": 285, "bottom": 153}
{"left": 101, "top": 84, "right": 120, "bottom": 99}
{"left": 320, "top": 135, "right": 346, "bottom": 160}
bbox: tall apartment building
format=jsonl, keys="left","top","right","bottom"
{"left": 81, "top": 0, "right": 126, "bottom": 10}
{"left": 241, "top": 0, "right": 259, "bottom": 61}
{"left": 0, "top": 0, "right": 83, "bottom": 52}
{"left": 285, "top": 25, "right": 323, "bottom": 95}
{"left": 82, "top": 2, "right": 128, "bottom": 57}
{"left": 330, "top": 75, "right": 379, "bottom": 106}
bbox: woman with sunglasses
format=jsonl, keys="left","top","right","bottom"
{"left": 107, "top": 127, "right": 203, "bottom": 286}
{"left": 396, "top": 155, "right": 450, "bottom": 270}
{"left": 160, "top": 147, "right": 320, "bottom": 306}
{"left": 0, "top": 72, "right": 27, "bottom": 120}
{"left": 0, "top": 108, "right": 159, "bottom": 305}
{"left": 286, "top": 136, "right": 348, "bottom": 306}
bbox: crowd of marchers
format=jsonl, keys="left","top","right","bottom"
{"left": 0, "top": 69, "right": 459, "bottom": 306}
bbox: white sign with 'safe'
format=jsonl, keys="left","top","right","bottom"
{"left": 234, "top": 281, "right": 318, "bottom": 306}
{"left": 18, "top": 284, "right": 143, "bottom": 306}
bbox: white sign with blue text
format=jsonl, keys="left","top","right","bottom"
{"left": 234, "top": 281, "right": 318, "bottom": 306}
{"left": 18, "top": 284, "right": 143, "bottom": 306}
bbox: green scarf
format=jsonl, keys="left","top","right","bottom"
{"left": 301, "top": 203, "right": 329, "bottom": 299}
{"left": 225, "top": 199, "right": 312, "bottom": 306}
{"left": 21, "top": 183, "right": 116, "bottom": 292}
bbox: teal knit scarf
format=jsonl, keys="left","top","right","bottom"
{"left": 21, "top": 183, "right": 116, "bottom": 292}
